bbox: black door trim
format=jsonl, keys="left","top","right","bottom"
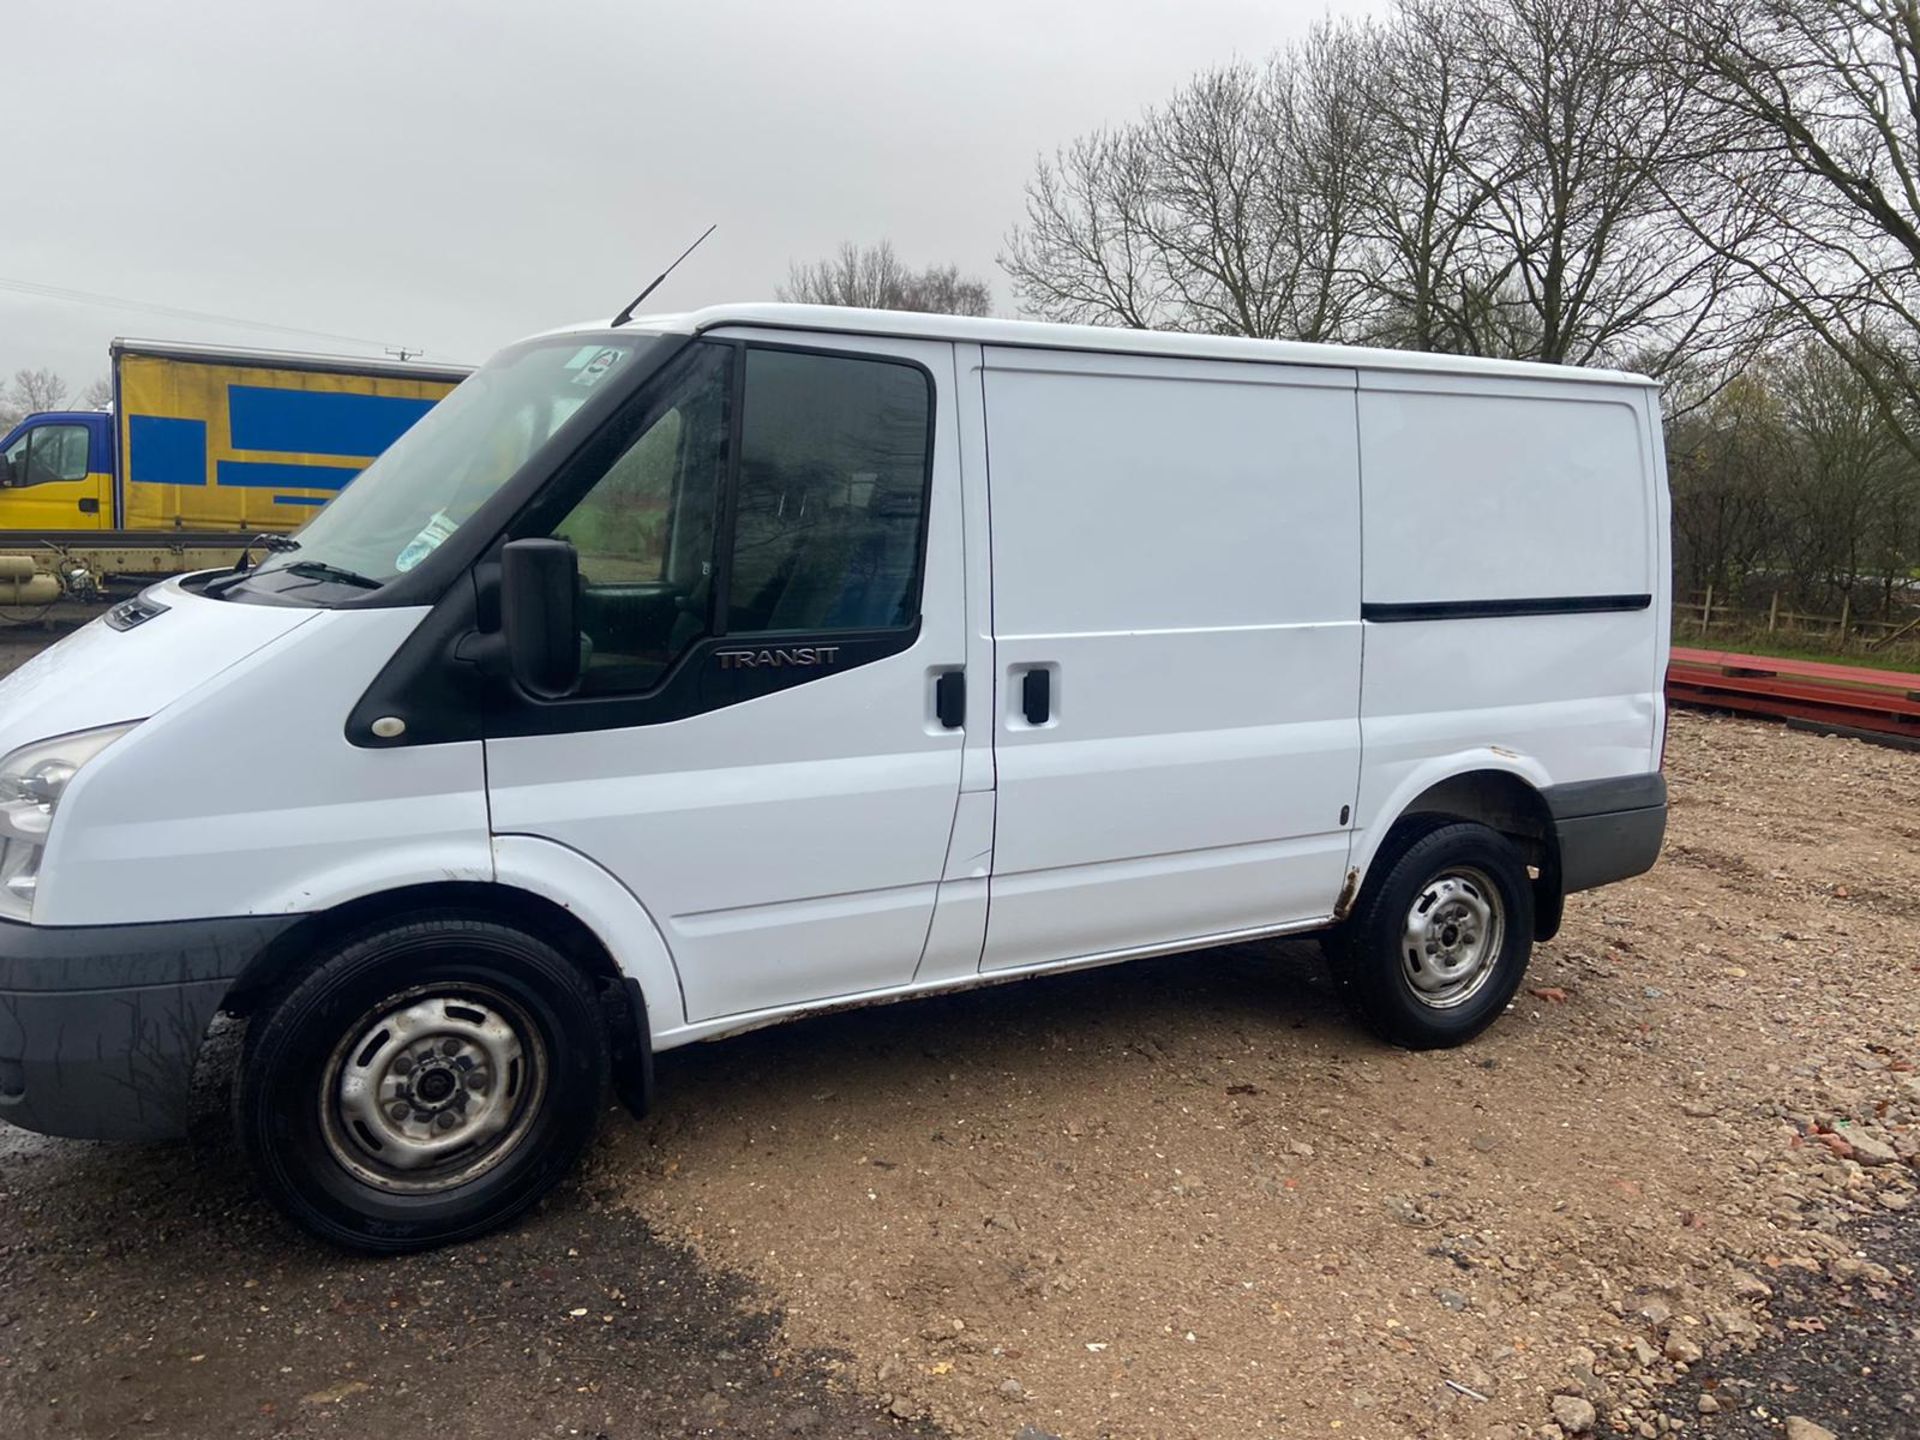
{"left": 1361, "top": 593, "right": 1652, "bottom": 623}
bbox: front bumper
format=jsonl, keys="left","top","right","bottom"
{"left": 1545, "top": 773, "right": 1668, "bottom": 894}
{"left": 0, "top": 914, "right": 295, "bottom": 1141}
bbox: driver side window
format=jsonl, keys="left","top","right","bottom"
{"left": 5, "top": 424, "right": 89, "bottom": 487}
{"left": 545, "top": 339, "right": 935, "bottom": 703}
{"left": 551, "top": 343, "right": 733, "bottom": 696}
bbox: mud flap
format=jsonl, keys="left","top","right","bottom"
{"left": 1533, "top": 869, "right": 1565, "bottom": 942}
{"left": 607, "top": 977, "right": 655, "bottom": 1119}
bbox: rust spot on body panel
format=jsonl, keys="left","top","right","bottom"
{"left": 1333, "top": 867, "right": 1361, "bottom": 921}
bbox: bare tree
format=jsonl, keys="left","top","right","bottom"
{"left": 782, "top": 240, "right": 909, "bottom": 309}
{"left": 1450, "top": 0, "right": 1742, "bottom": 368}
{"left": 0, "top": 368, "right": 70, "bottom": 431}
{"left": 780, "top": 241, "right": 993, "bottom": 316}
{"left": 1354, "top": 0, "right": 1510, "bottom": 354}
{"left": 1002, "top": 43, "right": 1375, "bottom": 340}
{"left": 79, "top": 375, "right": 113, "bottom": 410}
{"left": 1115, "top": 63, "right": 1313, "bottom": 335}
{"left": 1000, "top": 126, "right": 1168, "bottom": 329}
{"left": 13, "top": 368, "right": 68, "bottom": 411}
{"left": 1266, "top": 25, "right": 1380, "bottom": 341}
{"left": 1663, "top": 0, "right": 1920, "bottom": 451}
{"left": 897, "top": 263, "right": 993, "bottom": 317}
{"left": 1003, "top": 0, "right": 1740, "bottom": 372}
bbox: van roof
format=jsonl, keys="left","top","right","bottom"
{"left": 552, "top": 303, "right": 1659, "bottom": 389}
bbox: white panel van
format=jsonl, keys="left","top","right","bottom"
{"left": 0, "top": 306, "right": 1669, "bottom": 1249}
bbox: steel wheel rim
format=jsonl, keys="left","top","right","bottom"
{"left": 1400, "top": 865, "right": 1505, "bottom": 1010}
{"left": 319, "top": 982, "right": 547, "bottom": 1195}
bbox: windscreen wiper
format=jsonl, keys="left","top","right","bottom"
{"left": 281, "top": 559, "right": 382, "bottom": 590}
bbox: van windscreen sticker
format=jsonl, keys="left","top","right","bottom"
{"left": 571, "top": 348, "right": 624, "bottom": 387}
{"left": 395, "top": 509, "right": 458, "bottom": 572}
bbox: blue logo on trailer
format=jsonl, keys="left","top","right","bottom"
{"left": 226, "top": 387, "right": 437, "bottom": 458}
{"left": 223, "top": 386, "right": 437, "bottom": 501}
{"left": 126, "top": 416, "right": 207, "bottom": 486}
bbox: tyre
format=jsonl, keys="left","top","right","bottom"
{"left": 1331, "top": 822, "right": 1534, "bottom": 1049}
{"left": 236, "top": 912, "right": 610, "bottom": 1253}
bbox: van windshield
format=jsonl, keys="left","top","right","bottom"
{"left": 249, "top": 334, "right": 666, "bottom": 590}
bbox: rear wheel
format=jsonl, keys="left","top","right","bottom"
{"left": 1332, "top": 822, "right": 1534, "bottom": 1048}
{"left": 236, "top": 913, "right": 609, "bottom": 1252}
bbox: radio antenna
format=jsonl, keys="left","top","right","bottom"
{"left": 612, "top": 223, "right": 717, "bottom": 327}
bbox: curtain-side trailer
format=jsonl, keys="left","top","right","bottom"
{"left": 0, "top": 340, "right": 467, "bottom": 602}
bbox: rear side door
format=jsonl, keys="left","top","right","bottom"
{"left": 978, "top": 348, "right": 1363, "bottom": 972}
{"left": 0, "top": 419, "right": 110, "bottom": 530}
{"left": 485, "top": 334, "right": 970, "bottom": 1022}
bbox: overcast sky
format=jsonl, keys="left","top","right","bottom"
{"left": 6, "top": 0, "right": 1371, "bottom": 392}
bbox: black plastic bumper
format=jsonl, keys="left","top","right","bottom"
{"left": 1544, "top": 773, "right": 1668, "bottom": 894}
{"left": 0, "top": 914, "right": 295, "bottom": 1141}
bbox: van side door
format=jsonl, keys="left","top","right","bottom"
{"left": 484, "top": 335, "right": 968, "bottom": 1022}
{"left": 978, "top": 349, "right": 1363, "bottom": 972}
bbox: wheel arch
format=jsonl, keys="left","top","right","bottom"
{"left": 220, "top": 873, "right": 661, "bottom": 1117}
{"left": 1354, "top": 757, "right": 1565, "bottom": 941}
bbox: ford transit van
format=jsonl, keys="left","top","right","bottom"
{"left": 0, "top": 305, "right": 1669, "bottom": 1249}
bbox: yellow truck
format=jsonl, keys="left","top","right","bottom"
{"left": 0, "top": 340, "right": 467, "bottom": 602}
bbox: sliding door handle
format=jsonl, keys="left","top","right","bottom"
{"left": 1021, "top": 668, "right": 1051, "bottom": 725}
{"left": 934, "top": 670, "right": 965, "bottom": 729}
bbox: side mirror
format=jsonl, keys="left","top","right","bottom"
{"left": 500, "top": 538, "right": 581, "bottom": 700}
{"left": 0, "top": 455, "right": 14, "bottom": 487}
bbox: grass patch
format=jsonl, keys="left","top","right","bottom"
{"left": 1675, "top": 625, "right": 1920, "bottom": 676}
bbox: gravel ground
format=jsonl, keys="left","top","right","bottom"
{"left": 617, "top": 710, "right": 1920, "bottom": 1440}
{"left": 1663, "top": 1210, "right": 1919, "bottom": 1436}
{"left": 0, "top": 608, "right": 1916, "bottom": 1440}
{"left": 0, "top": 1122, "right": 940, "bottom": 1438}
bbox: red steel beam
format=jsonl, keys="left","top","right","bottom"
{"left": 1668, "top": 669, "right": 1920, "bottom": 719}
{"left": 1673, "top": 646, "right": 1920, "bottom": 696}
{"left": 1667, "top": 646, "right": 1920, "bottom": 740}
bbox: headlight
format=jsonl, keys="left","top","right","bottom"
{"left": 0, "top": 723, "right": 139, "bottom": 922}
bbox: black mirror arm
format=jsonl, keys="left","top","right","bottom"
{"left": 452, "top": 626, "right": 511, "bottom": 678}
{"left": 453, "top": 560, "right": 511, "bottom": 677}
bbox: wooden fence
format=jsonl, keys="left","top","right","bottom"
{"left": 1680, "top": 588, "right": 1920, "bottom": 652}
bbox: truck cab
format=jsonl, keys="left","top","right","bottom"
{"left": 0, "top": 411, "right": 114, "bottom": 532}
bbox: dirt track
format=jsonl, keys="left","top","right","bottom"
{"left": 0, "top": 645, "right": 1915, "bottom": 1438}
{"left": 617, "top": 710, "right": 1920, "bottom": 1439}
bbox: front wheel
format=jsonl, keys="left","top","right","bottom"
{"left": 1331, "top": 822, "right": 1534, "bottom": 1049}
{"left": 236, "top": 913, "right": 610, "bottom": 1252}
